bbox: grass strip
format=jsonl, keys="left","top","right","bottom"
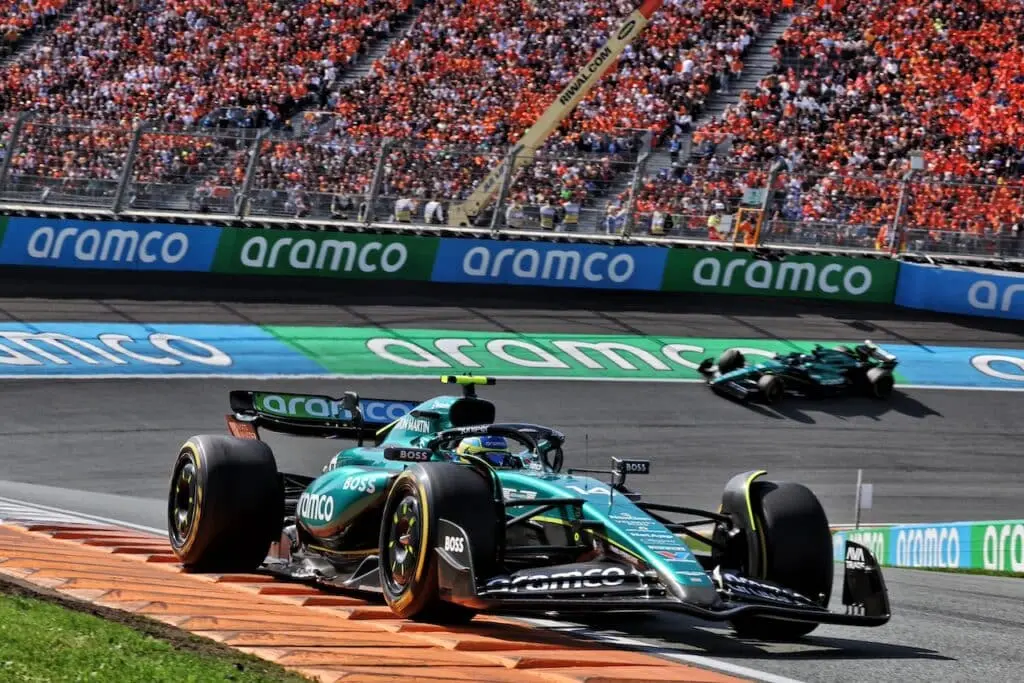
{"left": 0, "top": 578, "right": 310, "bottom": 683}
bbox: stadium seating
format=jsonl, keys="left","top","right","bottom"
{"left": 0, "top": 0, "right": 414, "bottom": 202}
{"left": 635, "top": 0, "right": 1024, "bottom": 252}
{"left": 1, "top": 0, "right": 1018, "bottom": 255}
{"left": 0, "top": 0, "right": 782, "bottom": 218}
{"left": 0, "top": 0, "right": 66, "bottom": 58}
{"left": 0, "top": 0, "right": 412, "bottom": 123}
{"left": 324, "top": 0, "right": 780, "bottom": 210}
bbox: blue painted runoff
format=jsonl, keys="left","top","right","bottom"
{"left": 0, "top": 322, "right": 324, "bottom": 376}
{"left": 0, "top": 322, "right": 1020, "bottom": 390}
{"left": 882, "top": 343, "right": 1024, "bottom": 389}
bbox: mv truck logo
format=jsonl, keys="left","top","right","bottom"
{"left": 462, "top": 245, "right": 636, "bottom": 284}
{"left": 845, "top": 544, "right": 867, "bottom": 570}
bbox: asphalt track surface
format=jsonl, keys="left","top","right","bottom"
{"left": 0, "top": 291, "right": 1022, "bottom": 682}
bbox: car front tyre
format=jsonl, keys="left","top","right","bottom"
{"left": 728, "top": 481, "right": 833, "bottom": 640}
{"left": 866, "top": 368, "right": 894, "bottom": 399}
{"left": 717, "top": 349, "right": 745, "bottom": 374}
{"left": 757, "top": 374, "right": 785, "bottom": 405}
{"left": 378, "top": 463, "right": 500, "bottom": 623}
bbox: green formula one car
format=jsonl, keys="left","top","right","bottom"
{"left": 167, "top": 375, "right": 890, "bottom": 639}
{"left": 698, "top": 340, "right": 899, "bottom": 405}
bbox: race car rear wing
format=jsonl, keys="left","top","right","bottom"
{"left": 227, "top": 390, "right": 419, "bottom": 444}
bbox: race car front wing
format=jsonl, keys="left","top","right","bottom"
{"left": 436, "top": 518, "right": 891, "bottom": 627}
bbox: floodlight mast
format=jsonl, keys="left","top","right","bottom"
{"left": 448, "top": 0, "right": 665, "bottom": 226}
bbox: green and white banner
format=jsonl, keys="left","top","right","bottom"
{"left": 832, "top": 520, "right": 1024, "bottom": 574}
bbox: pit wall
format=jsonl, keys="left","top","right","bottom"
{"left": 2, "top": 215, "right": 1020, "bottom": 319}
{"left": 831, "top": 520, "right": 1024, "bottom": 575}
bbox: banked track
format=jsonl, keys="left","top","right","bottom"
{"left": 0, "top": 293, "right": 1021, "bottom": 682}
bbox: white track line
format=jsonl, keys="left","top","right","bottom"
{"left": 0, "top": 496, "right": 163, "bottom": 535}
{"left": 0, "top": 372, "right": 1020, "bottom": 392}
{"left": 519, "top": 618, "right": 806, "bottom": 683}
{"left": 0, "top": 501, "right": 99, "bottom": 526}
{"left": 0, "top": 495, "right": 800, "bottom": 682}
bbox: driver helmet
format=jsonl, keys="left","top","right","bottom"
{"left": 455, "top": 435, "right": 515, "bottom": 468}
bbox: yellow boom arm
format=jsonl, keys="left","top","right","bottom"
{"left": 448, "top": 0, "right": 664, "bottom": 226}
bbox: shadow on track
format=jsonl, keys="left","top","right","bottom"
{"left": 570, "top": 613, "right": 953, "bottom": 663}
{"left": 720, "top": 391, "right": 942, "bottom": 424}
{"left": 4, "top": 266, "right": 1022, "bottom": 347}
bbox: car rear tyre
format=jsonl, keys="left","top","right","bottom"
{"left": 729, "top": 481, "right": 833, "bottom": 640}
{"left": 379, "top": 462, "right": 501, "bottom": 623}
{"left": 718, "top": 349, "right": 745, "bottom": 374}
{"left": 757, "top": 375, "right": 785, "bottom": 405}
{"left": 168, "top": 435, "right": 282, "bottom": 572}
{"left": 866, "top": 367, "right": 894, "bottom": 399}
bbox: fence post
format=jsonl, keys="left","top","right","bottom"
{"left": 0, "top": 111, "right": 33, "bottom": 192}
{"left": 233, "top": 129, "right": 270, "bottom": 219}
{"left": 364, "top": 137, "right": 392, "bottom": 225}
{"left": 889, "top": 170, "right": 914, "bottom": 253}
{"left": 489, "top": 144, "right": 522, "bottom": 232}
{"left": 853, "top": 468, "right": 864, "bottom": 530}
{"left": 111, "top": 121, "right": 151, "bottom": 214}
{"left": 756, "top": 159, "right": 785, "bottom": 246}
{"left": 623, "top": 131, "right": 654, "bottom": 237}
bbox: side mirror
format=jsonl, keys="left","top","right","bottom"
{"left": 342, "top": 392, "right": 362, "bottom": 429}
{"left": 341, "top": 391, "right": 359, "bottom": 411}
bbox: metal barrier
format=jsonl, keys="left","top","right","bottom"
{"left": 0, "top": 114, "right": 1021, "bottom": 264}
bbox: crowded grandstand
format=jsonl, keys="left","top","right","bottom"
{"left": 0, "top": 0, "right": 1021, "bottom": 258}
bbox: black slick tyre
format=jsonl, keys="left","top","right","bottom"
{"left": 168, "top": 435, "right": 282, "bottom": 572}
{"left": 718, "top": 349, "right": 745, "bottom": 374}
{"left": 378, "top": 462, "right": 500, "bottom": 623}
{"left": 729, "top": 481, "right": 833, "bottom": 640}
{"left": 866, "top": 367, "right": 894, "bottom": 399}
{"left": 757, "top": 374, "right": 785, "bottom": 405}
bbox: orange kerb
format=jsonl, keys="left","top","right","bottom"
{"left": 0, "top": 522, "right": 749, "bottom": 683}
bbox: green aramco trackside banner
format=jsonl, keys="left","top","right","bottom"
{"left": 0, "top": 216, "right": 901, "bottom": 303}
{"left": 661, "top": 251, "right": 899, "bottom": 303}
{"left": 211, "top": 228, "right": 439, "bottom": 280}
{"left": 833, "top": 520, "right": 1024, "bottom": 574}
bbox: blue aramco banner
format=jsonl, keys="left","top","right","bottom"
{"left": 430, "top": 238, "right": 669, "bottom": 290}
{"left": 0, "top": 217, "right": 221, "bottom": 271}
{"left": 895, "top": 262, "right": 1024, "bottom": 320}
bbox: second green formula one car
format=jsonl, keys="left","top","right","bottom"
{"left": 698, "top": 340, "right": 899, "bottom": 404}
{"left": 167, "top": 375, "right": 890, "bottom": 639}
